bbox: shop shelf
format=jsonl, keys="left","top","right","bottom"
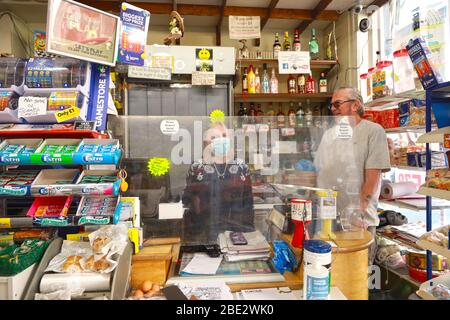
{"left": 236, "top": 59, "right": 339, "bottom": 70}
{"left": 416, "top": 240, "right": 450, "bottom": 260}
{"left": 379, "top": 198, "right": 450, "bottom": 212}
{"left": 364, "top": 89, "right": 425, "bottom": 110}
{"left": 416, "top": 126, "right": 450, "bottom": 144}
{"left": 385, "top": 125, "right": 427, "bottom": 133}
{"left": 390, "top": 165, "right": 426, "bottom": 171}
{"left": 378, "top": 263, "right": 422, "bottom": 288}
{"left": 234, "top": 93, "right": 333, "bottom": 102}
{"left": 377, "top": 233, "right": 423, "bottom": 251}
{"left": 416, "top": 274, "right": 450, "bottom": 300}
{"left": 418, "top": 187, "right": 450, "bottom": 202}
{"left": 0, "top": 124, "right": 109, "bottom": 139}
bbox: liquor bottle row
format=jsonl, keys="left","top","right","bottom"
{"left": 272, "top": 28, "right": 329, "bottom": 60}
{"left": 235, "top": 100, "right": 330, "bottom": 129}
{"left": 242, "top": 64, "right": 328, "bottom": 94}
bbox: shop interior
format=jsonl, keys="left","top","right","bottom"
{"left": 0, "top": 0, "right": 449, "bottom": 301}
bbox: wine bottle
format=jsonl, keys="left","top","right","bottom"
{"left": 273, "top": 32, "right": 281, "bottom": 59}
{"left": 242, "top": 67, "right": 248, "bottom": 93}
{"left": 293, "top": 29, "right": 301, "bottom": 51}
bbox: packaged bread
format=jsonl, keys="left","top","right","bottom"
{"left": 92, "top": 236, "right": 111, "bottom": 254}
{"left": 93, "top": 257, "right": 110, "bottom": 272}
{"left": 62, "top": 255, "right": 83, "bottom": 272}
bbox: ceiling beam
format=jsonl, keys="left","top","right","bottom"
{"left": 77, "top": 1, "right": 340, "bottom": 21}
{"left": 297, "top": 0, "right": 333, "bottom": 34}
{"left": 255, "top": 0, "right": 279, "bottom": 47}
{"left": 216, "top": 0, "right": 227, "bottom": 46}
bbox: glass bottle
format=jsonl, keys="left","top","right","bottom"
{"left": 296, "top": 102, "right": 304, "bottom": 128}
{"left": 305, "top": 99, "right": 313, "bottom": 127}
{"left": 319, "top": 72, "right": 328, "bottom": 93}
{"left": 293, "top": 29, "right": 301, "bottom": 52}
{"left": 255, "top": 67, "right": 261, "bottom": 94}
{"left": 313, "top": 105, "right": 322, "bottom": 128}
{"left": 273, "top": 32, "right": 282, "bottom": 59}
{"left": 306, "top": 74, "right": 316, "bottom": 94}
{"left": 262, "top": 63, "right": 270, "bottom": 94}
{"left": 241, "top": 104, "right": 248, "bottom": 125}
{"left": 309, "top": 28, "right": 320, "bottom": 60}
{"left": 297, "top": 74, "right": 306, "bottom": 94}
{"left": 237, "top": 103, "right": 245, "bottom": 126}
{"left": 270, "top": 68, "right": 279, "bottom": 94}
{"left": 248, "top": 102, "right": 256, "bottom": 124}
{"left": 288, "top": 102, "right": 296, "bottom": 127}
{"left": 277, "top": 103, "right": 285, "bottom": 128}
{"left": 283, "top": 31, "right": 291, "bottom": 51}
{"left": 256, "top": 103, "right": 264, "bottom": 124}
{"left": 267, "top": 103, "right": 276, "bottom": 129}
{"left": 247, "top": 65, "right": 256, "bottom": 94}
{"left": 287, "top": 74, "right": 297, "bottom": 94}
{"left": 242, "top": 67, "right": 248, "bottom": 93}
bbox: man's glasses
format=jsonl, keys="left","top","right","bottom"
{"left": 328, "top": 99, "right": 356, "bottom": 110}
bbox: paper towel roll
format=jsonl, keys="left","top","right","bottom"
{"left": 381, "top": 182, "right": 418, "bottom": 200}
{"left": 40, "top": 272, "right": 111, "bottom": 294}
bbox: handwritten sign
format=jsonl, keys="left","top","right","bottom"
{"left": 229, "top": 16, "right": 261, "bottom": 40}
{"left": 152, "top": 54, "right": 174, "bottom": 71}
{"left": 55, "top": 106, "right": 81, "bottom": 122}
{"left": 278, "top": 51, "right": 311, "bottom": 74}
{"left": 160, "top": 120, "right": 180, "bottom": 135}
{"left": 18, "top": 97, "right": 47, "bottom": 118}
{"left": 192, "top": 71, "right": 216, "bottom": 86}
{"left": 128, "top": 66, "right": 172, "bottom": 80}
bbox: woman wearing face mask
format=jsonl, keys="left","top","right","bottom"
{"left": 182, "top": 122, "right": 255, "bottom": 244}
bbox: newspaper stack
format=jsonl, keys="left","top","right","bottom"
{"left": 218, "top": 230, "right": 271, "bottom": 262}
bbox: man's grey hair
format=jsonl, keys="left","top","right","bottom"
{"left": 336, "top": 87, "right": 365, "bottom": 117}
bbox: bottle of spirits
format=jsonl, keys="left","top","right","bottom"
{"left": 248, "top": 102, "right": 256, "bottom": 124}
{"left": 287, "top": 74, "right": 297, "bottom": 94}
{"left": 306, "top": 74, "right": 316, "bottom": 94}
{"left": 277, "top": 103, "right": 285, "bottom": 128}
{"left": 241, "top": 104, "right": 248, "bottom": 125}
{"left": 255, "top": 67, "right": 261, "bottom": 94}
{"left": 296, "top": 102, "right": 305, "bottom": 128}
{"left": 237, "top": 103, "right": 245, "bottom": 126}
{"left": 270, "top": 68, "right": 279, "bottom": 94}
{"left": 247, "top": 65, "right": 256, "bottom": 94}
{"left": 256, "top": 103, "right": 264, "bottom": 124}
{"left": 273, "top": 32, "right": 282, "bottom": 59}
{"left": 319, "top": 72, "right": 328, "bottom": 93}
{"left": 288, "top": 102, "right": 296, "bottom": 127}
{"left": 297, "top": 74, "right": 306, "bottom": 94}
{"left": 262, "top": 64, "right": 270, "bottom": 94}
{"left": 267, "top": 103, "right": 276, "bottom": 129}
{"left": 309, "top": 28, "right": 320, "bottom": 60}
{"left": 305, "top": 99, "right": 313, "bottom": 127}
{"left": 242, "top": 67, "right": 248, "bottom": 93}
{"left": 313, "top": 105, "right": 322, "bottom": 128}
{"left": 283, "top": 31, "right": 291, "bottom": 51}
{"left": 293, "top": 29, "right": 301, "bottom": 51}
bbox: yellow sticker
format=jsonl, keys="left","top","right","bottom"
{"left": 55, "top": 107, "right": 81, "bottom": 123}
{"left": 147, "top": 158, "right": 171, "bottom": 177}
{"left": 210, "top": 109, "right": 225, "bottom": 124}
{"left": 0, "top": 218, "right": 11, "bottom": 228}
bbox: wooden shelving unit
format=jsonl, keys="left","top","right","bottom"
{"left": 234, "top": 93, "right": 333, "bottom": 102}
{"left": 236, "top": 59, "right": 339, "bottom": 70}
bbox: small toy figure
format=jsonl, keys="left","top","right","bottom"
{"left": 164, "top": 11, "right": 184, "bottom": 45}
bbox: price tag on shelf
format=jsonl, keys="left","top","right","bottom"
{"left": 444, "top": 134, "right": 450, "bottom": 148}
{"left": 192, "top": 71, "right": 216, "bottom": 86}
{"left": 0, "top": 218, "right": 11, "bottom": 228}
{"left": 74, "top": 121, "right": 96, "bottom": 131}
{"left": 18, "top": 97, "right": 47, "bottom": 118}
{"left": 55, "top": 106, "right": 80, "bottom": 123}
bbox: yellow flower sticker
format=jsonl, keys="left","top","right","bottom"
{"left": 147, "top": 158, "right": 171, "bottom": 177}
{"left": 210, "top": 109, "right": 225, "bottom": 124}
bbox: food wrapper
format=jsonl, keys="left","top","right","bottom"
{"left": 45, "top": 240, "right": 118, "bottom": 274}
{"left": 88, "top": 224, "right": 129, "bottom": 258}
{"left": 34, "top": 288, "right": 85, "bottom": 300}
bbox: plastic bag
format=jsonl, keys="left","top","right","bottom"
{"left": 35, "top": 288, "right": 84, "bottom": 300}
{"left": 88, "top": 224, "right": 129, "bottom": 258}
{"left": 272, "top": 240, "right": 297, "bottom": 274}
{"left": 0, "top": 240, "right": 49, "bottom": 276}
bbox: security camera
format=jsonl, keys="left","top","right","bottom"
{"left": 352, "top": 4, "right": 365, "bottom": 14}
{"left": 359, "top": 18, "right": 372, "bottom": 32}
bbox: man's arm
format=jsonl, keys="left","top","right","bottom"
{"left": 360, "top": 169, "right": 382, "bottom": 211}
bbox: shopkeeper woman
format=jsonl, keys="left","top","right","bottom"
{"left": 182, "top": 122, "right": 255, "bottom": 244}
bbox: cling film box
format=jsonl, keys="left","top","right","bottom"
{"left": 30, "top": 138, "right": 81, "bottom": 165}
{"left": 0, "top": 139, "right": 44, "bottom": 165}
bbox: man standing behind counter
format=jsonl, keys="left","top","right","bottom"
{"left": 314, "top": 87, "right": 391, "bottom": 264}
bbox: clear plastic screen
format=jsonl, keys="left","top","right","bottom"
{"left": 108, "top": 115, "right": 368, "bottom": 245}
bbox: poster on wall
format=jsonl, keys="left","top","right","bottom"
{"left": 195, "top": 48, "right": 214, "bottom": 72}
{"left": 33, "top": 30, "right": 47, "bottom": 57}
{"left": 46, "top": 0, "right": 120, "bottom": 66}
{"left": 229, "top": 16, "right": 261, "bottom": 40}
{"left": 119, "top": 2, "right": 150, "bottom": 66}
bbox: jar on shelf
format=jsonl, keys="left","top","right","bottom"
{"left": 372, "top": 61, "right": 393, "bottom": 100}
{"left": 393, "top": 49, "right": 421, "bottom": 94}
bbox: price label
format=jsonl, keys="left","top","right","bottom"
{"left": 0, "top": 218, "right": 11, "bottom": 228}
{"left": 18, "top": 97, "right": 47, "bottom": 118}
{"left": 55, "top": 106, "right": 81, "bottom": 123}
{"left": 74, "top": 121, "right": 96, "bottom": 131}
{"left": 444, "top": 134, "right": 450, "bottom": 148}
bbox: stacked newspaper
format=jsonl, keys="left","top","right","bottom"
{"left": 218, "top": 230, "right": 271, "bottom": 262}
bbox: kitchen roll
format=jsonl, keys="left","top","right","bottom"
{"left": 39, "top": 272, "right": 111, "bottom": 294}
{"left": 381, "top": 182, "right": 418, "bottom": 200}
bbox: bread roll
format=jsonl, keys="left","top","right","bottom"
{"left": 92, "top": 236, "right": 111, "bottom": 254}
{"left": 63, "top": 255, "right": 83, "bottom": 272}
{"left": 93, "top": 258, "right": 110, "bottom": 272}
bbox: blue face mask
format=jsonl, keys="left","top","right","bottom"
{"left": 212, "top": 137, "right": 231, "bottom": 156}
